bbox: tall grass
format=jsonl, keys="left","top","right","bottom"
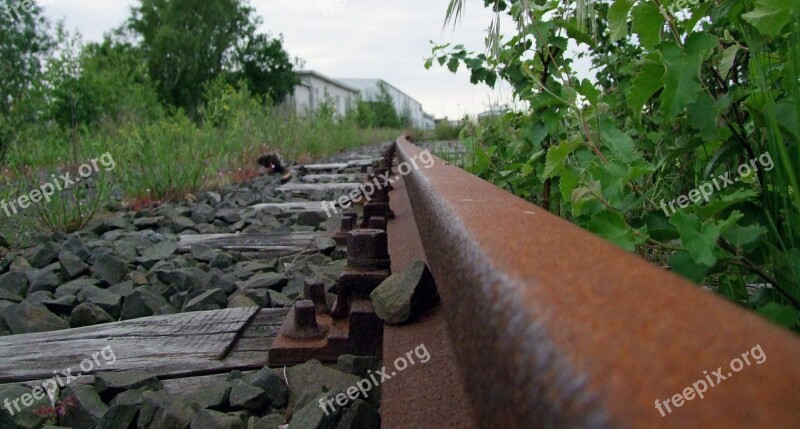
{"left": 0, "top": 83, "right": 400, "bottom": 240}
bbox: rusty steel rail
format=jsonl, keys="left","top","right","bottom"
{"left": 394, "top": 136, "right": 800, "bottom": 428}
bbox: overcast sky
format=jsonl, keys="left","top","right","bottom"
{"left": 42, "top": 0, "right": 575, "bottom": 119}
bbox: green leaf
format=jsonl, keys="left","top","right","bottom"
{"left": 469, "top": 145, "right": 491, "bottom": 175}
{"left": 631, "top": 3, "right": 665, "bottom": 50}
{"left": 542, "top": 138, "right": 581, "bottom": 179}
{"left": 524, "top": 123, "right": 548, "bottom": 147}
{"left": 669, "top": 251, "right": 712, "bottom": 283}
{"left": 447, "top": 57, "right": 460, "bottom": 73}
{"left": 669, "top": 211, "right": 721, "bottom": 267}
{"left": 659, "top": 34, "right": 719, "bottom": 119}
{"left": 572, "top": 181, "right": 602, "bottom": 216}
{"left": 756, "top": 303, "right": 800, "bottom": 329}
{"left": 559, "top": 167, "right": 580, "bottom": 202}
{"left": 719, "top": 45, "right": 741, "bottom": 78}
{"left": 628, "top": 56, "right": 665, "bottom": 114}
{"left": 723, "top": 223, "right": 768, "bottom": 251}
{"left": 609, "top": 0, "right": 636, "bottom": 41}
{"left": 587, "top": 211, "right": 643, "bottom": 252}
{"left": 775, "top": 100, "right": 800, "bottom": 140}
{"left": 686, "top": 93, "right": 718, "bottom": 142}
{"left": 644, "top": 212, "right": 679, "bottom": 241}
{"left": 577, "top": 79, "right": 601, "bottom": 105}
{"left": 742, "top": 0, "right": 794, "bottom": 37}
{"left": 600, "top": 126, "right": 637, "bottom": 162}
{"left": 694, "top": 188, "right": 758, "bottom": 218}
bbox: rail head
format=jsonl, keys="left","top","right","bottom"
{"left": 395, "top": 136, "right": 800, "bottom": 428}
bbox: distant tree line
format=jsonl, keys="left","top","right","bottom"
{"left": 0, "top": 0, "right": 298, "bottom": 158}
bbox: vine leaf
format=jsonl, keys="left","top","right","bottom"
{"left": 756, "top": 303, "right": 800, "bottom": 328}
{"left": 542, "top": 138, "right": 581, "bottom": 179}
{"left": 447, "top": 57, "right": 460, "bottom": 73}
{"left": 631, "top": 2, "right": 664, "bottom": 50}
{"left": 659, "top": 34, "right": 718, "bottom": 119}
{"left": 587, "top": 211, "right": 643, "bottom": 252}
{"left": 609, "top": 0, "right": 636, "bottom": 41}
{"left": 723, "top": 223, "right": 767, "bottom": 252}
{"left": 669, "top": 251, "right": 712, "bottom": 283}
{"left": 742, "top": 0, "right": 794, "bottom": 37}
{"left": 600, "top": 126, "right": 636, "bottom": 162}
{"left": 669, "top": 211, "right": 721, "bottom": 267}
{"left": 694, "top": 189, "right": 758, "bottom": 218}
{"left": 719, "top": 44, "right": 741, "bottom": 78}
{"left": 686, "top": 93, "right": 718, "bottom": 142}
{"left": 628, "top": 54, "right": 665, "bottom": 115}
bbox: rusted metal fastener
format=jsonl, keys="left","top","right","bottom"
{"left": 304, "top": 278, "right": 329, "bottom": 314}
{"left": 362, "top": 202, "right": 394, "bottom": 226}
{"left": 363, "top": 172, "right": 392, "bottom": 201}
{"left": 368, "top": 216, "right": 387, "bottom": 231}
{"left": 333, "top": 211, "right": 357, "bottom": 245}
{"left": 331, "top": 229, "right": 392, "bottom": 319}
{"left": 347, "top": 229, "right": 390, "bottom": 270}
{"left": 284, "top": 300, "right": 328, "bottom": 340}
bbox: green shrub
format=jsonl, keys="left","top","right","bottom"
{"left": 432, "top": 0, "right": 800, "bottom": 330}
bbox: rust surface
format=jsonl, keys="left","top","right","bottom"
{"left": 396, "top": 136, "right": 800, "bottom": 428}
{"left": 267, "top": 299, "right": 382, "bottom": 365}
{"left": 382, "top": 168, "right": 478, "bottom": 428}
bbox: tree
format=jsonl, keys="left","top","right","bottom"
{"left": 0, "top": 0, "right": 53, "bottom": 156}
{"left": 229, "top": 33, "right": 297, "bottom": 103}
{"left": 48, "top": 33, "right": 163, "bottom": 128}
{"left": 129, "top": 0, "right": 296, "bottom": 117}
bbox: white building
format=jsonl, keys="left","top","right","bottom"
{"left": 337, "top": 78, "right": 432, "bottom": 129}
{"left": 422, "top": 112, "right": 435, "bottom": 130}
{"left": 287, "top": 71, "right": 359, "bottom": 118}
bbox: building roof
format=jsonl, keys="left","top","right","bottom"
{"left": 297, "top": 70, "right": 361, "bottom": 93}
{"left": 337, "top": 78, "right": 424, "bottom": 107}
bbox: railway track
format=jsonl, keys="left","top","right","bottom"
{"left": 2, "top": 136, "right": 799, "bottom": 428}
{"left": 280, "top": 135, "right": 800, "bottom": 428}
{"left": 249, "top": 135, "right": 800, "bottom": 428}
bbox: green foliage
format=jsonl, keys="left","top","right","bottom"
{"left": 0, "top": 0, "right": 53, "bottom": 156}
{"left": 430, "top": 120, "right": 464, "bottom": 141}
{"left": 353, "top": 82, "right": 407, "bottom": 128}
{"left": 129, "top": 0, "right": 295, "bottom": 117}
{"left": 48, "top": 35, "right": 163, "bottom": 128}
{"left": 0, "top": 4, "right": 398, "bottom": 242}
{"left": 229, "top": 33, "right": 297, "bottom": 104}
{"left": 433, "top": 0, "right": 800, "bottom": 330}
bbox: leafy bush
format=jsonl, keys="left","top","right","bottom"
{"left": 431, "top": 0, "right": 800, "bottom": 330}
{"left": 353, "top": 82, "right": 409, "bottom": 129}
{"left": 430, "top": 120, "right": 465, "bottom": 141}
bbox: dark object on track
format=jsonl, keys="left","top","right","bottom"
{"left": 257, "top": 152, "right": 287, "bottom": 174}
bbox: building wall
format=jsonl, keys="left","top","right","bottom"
{"left": 422, "top": 114, "right": 435, "bottom": 130}
{"left": 288, "top": 73, "right": 358, "bottom": 118}
{"left": 339, "top": 79, "right": 430, "bottom": 129}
